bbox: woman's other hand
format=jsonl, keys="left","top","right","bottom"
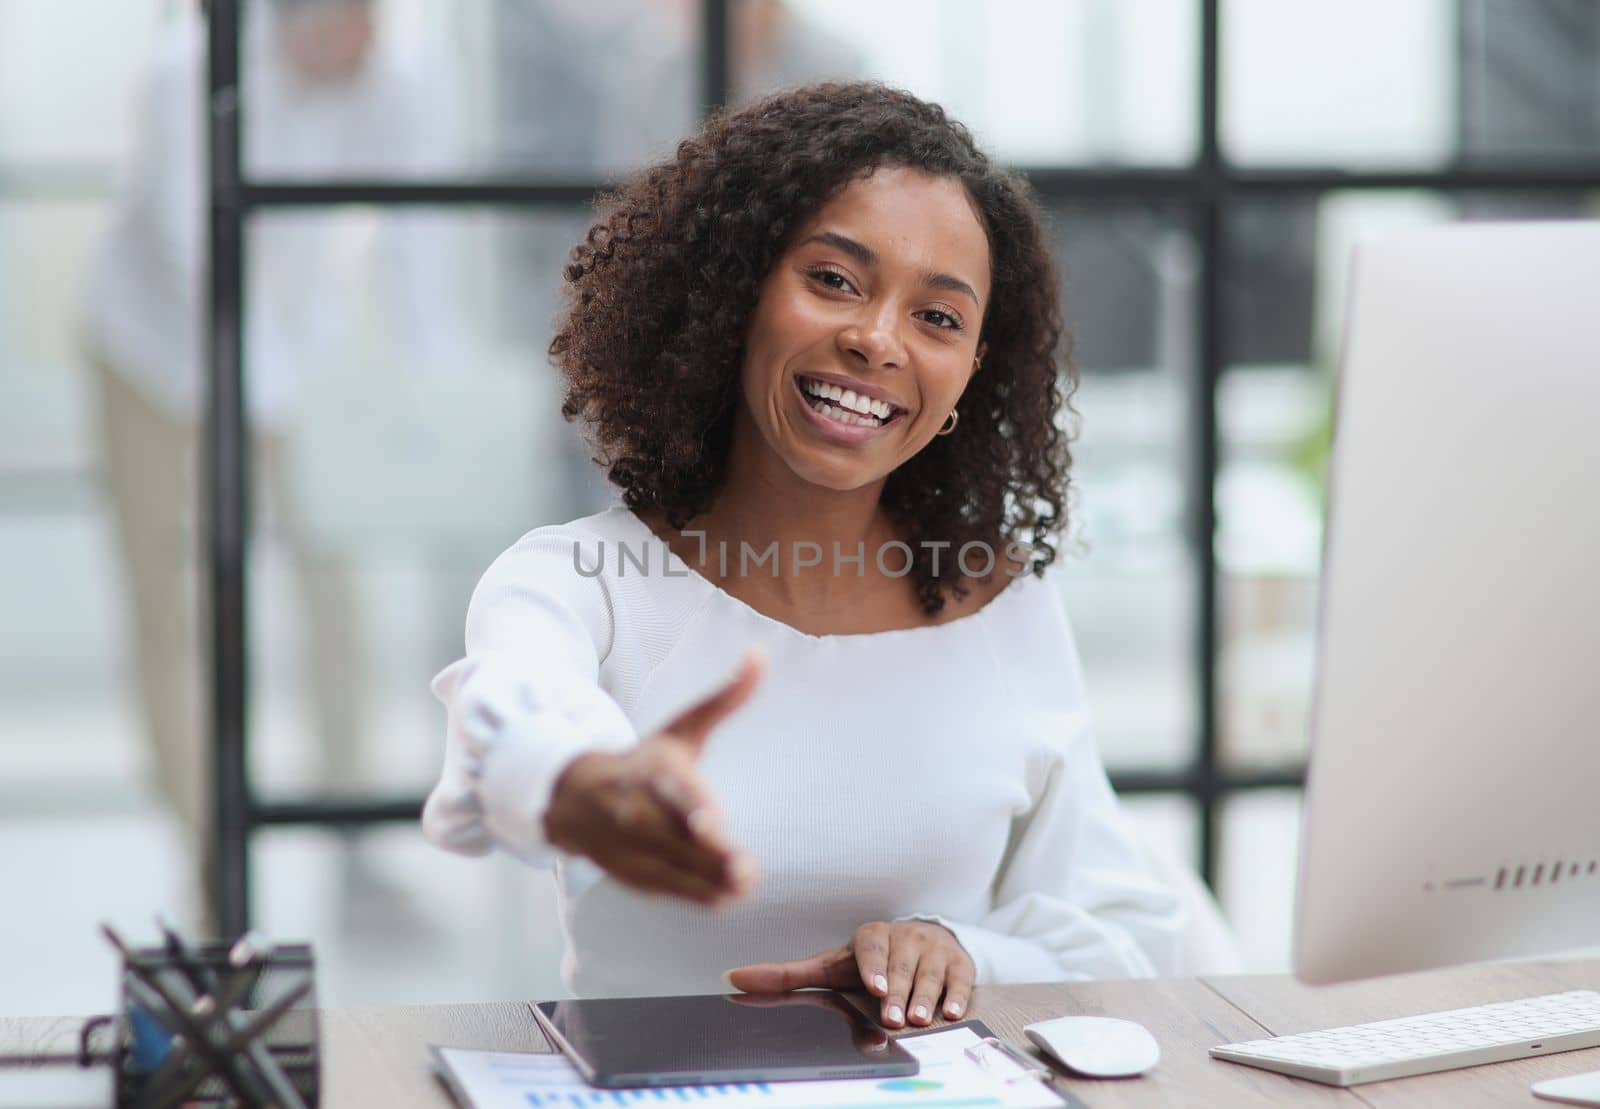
{"left": 543, "top": 647, "right": 765, "bottom": 907}
{"left": 724, "top": 921, "right": 975, "bottom": 1028}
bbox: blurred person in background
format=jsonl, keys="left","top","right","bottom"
{"left": 79, "top": 0, "right": 456, "bottom": 934}
{"left": 491, "top": 0, "right": 862, "bottom": 177}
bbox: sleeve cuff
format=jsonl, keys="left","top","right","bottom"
{"left": 897, "top": 914, "right": 1079, "bottom": 985}
{"left": 474, "top": 712, "right": 599, "bottom": 868}
{"left": 427, "top": 657, "right": 637, "bottom": 869}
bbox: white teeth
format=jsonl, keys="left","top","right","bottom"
{"left": 800, "top": 378, "right": 896, "bottom": 427}
{"left": 808, "top": 395, "right": 884, "bottom": 428}
{"left": 843, "top": 390, "right": 878, "bottom": 416}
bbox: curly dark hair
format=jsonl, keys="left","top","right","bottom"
{"left": 550, "top": 81, "right": 1075, "bottom": 616}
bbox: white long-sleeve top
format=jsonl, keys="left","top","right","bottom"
{"left": 423, "top": 506, "right": 1185, "bottom": 997}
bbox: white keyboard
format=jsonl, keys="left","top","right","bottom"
{"left": 1210, "top": 989, "right": 1600, "bottom": 1087}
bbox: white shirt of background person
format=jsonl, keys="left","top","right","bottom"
{"left": 81, "top": 0, "right": 462, "bottom": 433}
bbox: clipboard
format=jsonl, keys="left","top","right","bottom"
{"left": 897, "top": 1021, "right": 1087, "bottom": 1109}
{"left": 431, "top": 1018, "right": 1078, "bottom": 1108}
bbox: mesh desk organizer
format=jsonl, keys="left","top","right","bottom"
{"left": 1, "top": 919, "right": 320, "bottom": 1108}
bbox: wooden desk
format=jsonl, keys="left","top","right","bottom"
{"left": 5, "top": 960, "right": 1597, "bottom": 1107}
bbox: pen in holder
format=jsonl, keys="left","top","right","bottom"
{"left": 102, "top": 921, "right": 320, "bottom": 1109}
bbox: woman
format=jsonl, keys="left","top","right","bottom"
{"left": 423, "top": 82, "right": 1184, "bottom": 1026}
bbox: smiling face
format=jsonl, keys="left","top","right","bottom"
{"left": 735, "top": 166, "right": 992, "bottom": 492}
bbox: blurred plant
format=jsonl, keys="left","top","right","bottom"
{"left": 1288, "top": 373, "right": 1335, "bottom": 510}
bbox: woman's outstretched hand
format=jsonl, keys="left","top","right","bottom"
{"left": 724, "top": 921, "right": 975, "bottom": 1029}
{"left": 543, "top": 647, "right": 765, "bottom": 907}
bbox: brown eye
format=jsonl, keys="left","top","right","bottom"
{"left": 808, "top": 267, "right": 856, "bottom": 293}
{"left": 920, "top": 309, "right": 963, "bottom": 331}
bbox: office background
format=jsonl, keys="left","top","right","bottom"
{"left": 2, "top": 0, "right": 1597, "bottom": 1015}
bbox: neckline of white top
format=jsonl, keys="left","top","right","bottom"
{"left": 615, "top": 506, "right": 1032, "bottom": 644}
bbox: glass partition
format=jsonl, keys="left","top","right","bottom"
{"left": 741, "top": 0, "right": 1199, "bottom": 166}
{"left": 1051, "top": 203, "right": 1199, "bottom": 772}
{"left": 243, "top": 206, "right": 606, "bottom": 802}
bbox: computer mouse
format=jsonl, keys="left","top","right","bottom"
{"left": 1024, "top": 1015, "right": 1161, "bottom": 1078}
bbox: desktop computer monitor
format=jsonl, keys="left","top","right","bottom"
{"left": 1292, "top": 221, "right": 1600, "bottom": 985}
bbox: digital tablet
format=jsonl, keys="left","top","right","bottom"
{"left": 529, "top": 991, "right": 919, "bottom": 1089}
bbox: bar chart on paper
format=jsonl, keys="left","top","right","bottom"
{"left": 431, "top": 1027, "right": 1064, "bottom": 1108}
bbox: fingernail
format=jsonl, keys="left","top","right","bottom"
{"left": 729, "top": 853, "right": 758, "bottom": 887}
{"left": 720, "top": 969, "right": 737, "bottom": 989}
{"left": 688, "top": 807, "right": 718, "bottom": 838}
{"left": 946, "top": 1001, "right": 962, "bottom": 1017}
{"left": 872, "top": 974, "right": 888, "bottom": 994}
{"left": 912, "top": 1005, "right": 928, "bottom": 1022}
{"left": 886, "top": 1005, "right": 903, "bottom": 1025}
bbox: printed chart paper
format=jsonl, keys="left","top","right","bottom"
{"left": 432, "top": 1025, "right": 1062, "bottom": 1108}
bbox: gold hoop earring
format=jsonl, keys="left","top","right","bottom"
{"left": 936, "top": 409, "right": 959, "bottom": 436}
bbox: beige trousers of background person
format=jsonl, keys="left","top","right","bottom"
{"left": 92, "top": 355, "right": 366, "bottom": 927}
